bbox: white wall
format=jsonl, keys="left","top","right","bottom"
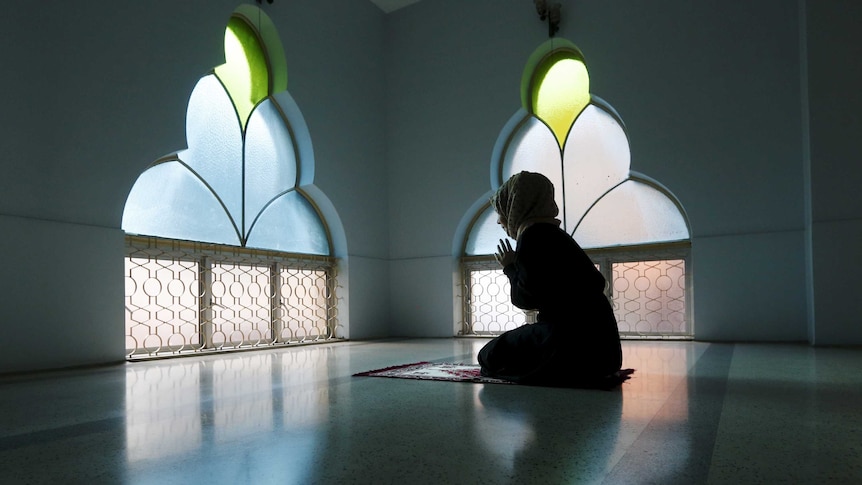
{"left": 384, "top": 0, "right": 812, "bottom": 341}
{"left": 1, "top": 0, "right": 858, "bottom": 373}
{"left": 280, "top": 2, "right": 391, "bottom": 340}
{"left": 0, "top": 215, "right": 125, "bottom": 372}
{"left": 0, "top": 0, "right": 389, "bottom": 373}
{"left": 805, "top": 0, "right": 862, "bottom": 345}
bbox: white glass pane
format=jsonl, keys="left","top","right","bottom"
{"left": 122, "top": 162, "right": 240, "bottom": 245}
{"left": 464, "top": 205, "right": 513, "bottom": 256}
{"left": 180, "top": 75, "right": 244, "bottom": 226}
{"left": 574, "top": 180, "right": 689, "bottom": 249}
{"left": 244, "top": 98, "right": 298, "bottom": 235}
{"left": 563, "top": 104, "right": 630, "bottom": 232}
{"left": 245, "top": 190, "right": 329, "bottom": 255}
{"left": 501, "top": 117, "right": 564, "bottom": 218}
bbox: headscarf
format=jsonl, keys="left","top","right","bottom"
{"left": 491, "top": 171, "right": 561, "bottom": 239}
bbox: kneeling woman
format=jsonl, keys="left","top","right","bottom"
{"left": 478, "top": 171, "right": 629, "bottom": 388}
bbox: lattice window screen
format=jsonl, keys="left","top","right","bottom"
{"left": 458, "top": 38, "right": 692, "bottom": 339}
{"left": 459, "top": 244, "right": 691, "bottom": 339}
{"left": 610, "top": 259, "right": 687, "bottom": 337}
{"left": 125, "top": 236, "right": 341, "bottom": 359}
{"left": 460, "top": 258, "right": 535, "bottom": 335}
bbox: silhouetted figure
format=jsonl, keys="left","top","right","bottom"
{"left": 478, "top": 171, "right": 632, "bottom": 389}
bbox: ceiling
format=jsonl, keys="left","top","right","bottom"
{"left": 369, "top": 0, "right": 421, "bottom": 14}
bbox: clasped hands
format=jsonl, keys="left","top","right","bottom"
{"left": 495, "top": 238, "right": 516, "bottom": 268}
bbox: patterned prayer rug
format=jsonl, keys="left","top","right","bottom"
{"left": 354, "top": 362, "right": 635, "bottom": 389}
{"left": 353, "top": 361, "right": 514, "bottom": 384}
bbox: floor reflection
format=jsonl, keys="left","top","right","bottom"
{"left": 120, "top": 339, "right": 709, "bottom": 483}
{"left": 212, "top": 354, "right": 275, "bottom": 442}
{"left": 124, "top": 344, "right": 336, "bottom": 476}
{"left": 474, "top": 384, "right": 625, "bottom": 483}
{"left": 5, "top": 338, "right": 856, "bottom": 483}
{"left": 620, "top": 341, "right": 701, "bottom": 422}
{"left": 125, "top": 361, "right": 202, "bottom": 462}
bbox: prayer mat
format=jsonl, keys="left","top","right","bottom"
{"left": 353, "top": 361, "right": 514, "bottom": 384}
{"left": 354, "top": 362, "right": 635, "bottom": 389}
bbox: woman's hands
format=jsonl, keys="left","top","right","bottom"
{"left": 495, "top": 239, "right": 516, "bottom": 268}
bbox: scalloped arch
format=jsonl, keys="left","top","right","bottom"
{"left": 122, "top": 4, "right": 339, "bottom": 257}
{"left": 460, "top": 38, "right": 690, "bottom": 256}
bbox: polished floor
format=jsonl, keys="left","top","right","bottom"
{"left": 1, "top": 339, "right": 860, "bottom": 484}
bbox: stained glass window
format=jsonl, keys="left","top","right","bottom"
{"left": 122, "top": 5, "right": 330, "bottom": 256}
{"left": 122, "top": 6, "right": 341, "bottom": 360}
{"left": 461, "top": 38, "right": 691, "bottom": 338}
{"left": 465, "top": 38, "right": 689, "bottom": 253}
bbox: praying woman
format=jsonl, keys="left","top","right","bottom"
{"left": 477, "top": 171, "right": 632, "bottom": 388}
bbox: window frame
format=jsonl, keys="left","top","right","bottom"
{"left": 457, "top": 37, "right": 693, "bottom": 339}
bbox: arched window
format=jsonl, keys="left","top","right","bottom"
{"left": 458, "top": 38, "right": 692, "bottom": 338}
{"left": 122, "top": 5, "right": 344, "bottom": 359}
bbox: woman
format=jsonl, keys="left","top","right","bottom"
{"left": 478, "top": 171, "right": 630, "bottom": 388}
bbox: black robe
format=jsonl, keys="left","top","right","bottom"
{"left": 478, "top": 223, "right": 624, "bottom": 388}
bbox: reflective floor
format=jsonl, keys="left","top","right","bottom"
{"left": 1, "top": 339, "right": 861, "bottom": 484}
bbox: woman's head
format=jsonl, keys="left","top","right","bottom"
{"left": 491, "top": 171, "right": 559, "bottom": 239}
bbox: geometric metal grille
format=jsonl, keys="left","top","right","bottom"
{"left": 589, "top": 242, "right": 691, "bottom": 339}
{"left": 609, "top": 259, "right": 687, "bottom": 337}
{"left": 458, "top": 257, "right": 535, "bottom": 335}
{"left": 125, "top": 235, "right": 341, "bottom": 360}
{"left": 458, "top": 242, "right": 691, "bottom": 339}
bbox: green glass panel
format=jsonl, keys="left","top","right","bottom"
{"left": 233, "top": 4, "right": 287, "bottom": 94}
{"left": 533, "top": 58, "right": 590, "bottom": 148}
{"left": 214, "top": 17, "right": 269, "bottom": 130}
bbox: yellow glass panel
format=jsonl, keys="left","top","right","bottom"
{"left": 533, "top": 58, "right": 590, "bottom": 148}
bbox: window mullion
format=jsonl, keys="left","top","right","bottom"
{"left": 200, "top": 255, "right": 213, "bottom": 349}
{"left": 270, "top": 262, "right": 280, "bottom": 343}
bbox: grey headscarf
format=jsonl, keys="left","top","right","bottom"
{"left": 491, "top": 171, "right": 561, "bottom": 239}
